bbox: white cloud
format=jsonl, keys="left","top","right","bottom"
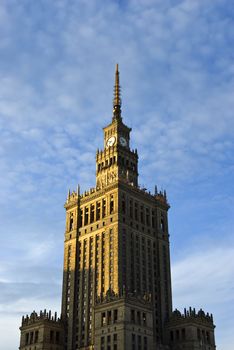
{"left": 172, "top": 246, "right": 234, "bottom": 306}
{"left": 0, "top": 1, "right": 233, "bottom": 349}
{"left": 172, "top": 241, "right": 234, "bottom": 350}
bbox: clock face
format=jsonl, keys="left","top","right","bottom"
{"left": 120, "top": 136, "right": 127, "bottom": 147}
{"left": 106, "top": 136, "right": 116, "bottom": 148}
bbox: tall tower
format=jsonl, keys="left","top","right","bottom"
{"left": 18, "top": 65, "right": 216, "bottom": 350}
{"left": 61, "top": 65, "right": 172, "bottom": 350}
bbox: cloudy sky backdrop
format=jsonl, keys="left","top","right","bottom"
{"left": 0, "top": 0, "right": 234, "bottom": 349}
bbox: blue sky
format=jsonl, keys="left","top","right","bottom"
{"left": 0, "top": 0, "right": 234, "bottom": 349}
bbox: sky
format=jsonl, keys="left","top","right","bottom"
{"left": 0, "top": 0, "right": 233, "bottom": 349}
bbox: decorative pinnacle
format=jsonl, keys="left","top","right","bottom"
{"left": 113, "top": 64, "right": 122, "bottom": 121}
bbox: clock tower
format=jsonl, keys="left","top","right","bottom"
{"left": 96, "top": 64, "right": 138, "bottom": 189}
{"left": 61, "top": 65, "right": 173, "bottom": 349}
{"left": 19, "top": 64, "right": 216, "bottom": 350}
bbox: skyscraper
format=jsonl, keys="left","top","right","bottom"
{"left": 19, "top": 66, "right": 216, "bottom": 350}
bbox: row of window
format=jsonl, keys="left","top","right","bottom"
{"left": 170, "top": 328, "right": 211, "bottom": 344}
{"left": 197, "top": 328, "right": 212, "bottom": 344}
{"left": 24, "top": 330, "right": 60, "bottom": 346}
{"left": 130, "top": 233, "right": 154, "bottom": 293}
{"left": 25, "top": 331, "right": 38, "bottom": 345}
{"left": 97, "top": 155, "right": 137, "bottom": 173}
{"left": 66, "top": 244, "right": 72, "bottom": 315}
{"left": 121, "top": 195, "right": 166, "bottom": 232}
{"left": 132, "top": 334, "right": 148, "bottom": 350}
{"left": 101, "top": 310, "right": 118, "bottom": 326}
{"left": 49, "top": 331, "right": 61, "bottom": 344}
{"left": 130, "top": 310, "right": 147, "bottom": 326}
{"left": 100, "top": 343, "right": 118, "bottom": 350}
{"left": 66, "top": 228, "right": 169, "bottom": 344}
{"left": 67, "top": 194, "right": 167, "bottom": 232}
{"left": 101, "top": 333, "right": 117, "bottom": 344}
{"left": 97, "top": 156, "right": 117, "bottom": 172}
{"left": 170, "top": 328, "right": 186, "bottom": 342}
{"left": 74, "top": 232, "right": 112, "bottom": 346}
{"left": 67, "top": 230, "right": 169, "bottom": 330}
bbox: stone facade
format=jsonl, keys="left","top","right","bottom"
{"left": 19, "top": 65, "right": 216, "bottom": 350}
{"left": 165, "top": 308, "right": 216, "bottom": 350}
{"left": 19, "top": 310, "right": 64, "bottom": 350}
{"left": 94, "top": 293, "right": 153, "bottom": 350}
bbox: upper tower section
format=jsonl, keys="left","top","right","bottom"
{"left": 96, "top": 65, "right": 138, "bottom": 189}
{"left": 103, "top": 64, "right": 131, "bottom": 149}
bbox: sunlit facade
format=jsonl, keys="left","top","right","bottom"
{"left": 19, "top": 66, "right": 216, "bottom": 350}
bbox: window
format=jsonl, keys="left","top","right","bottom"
{"left": 25, "top": 333, "right": 29, "bottom": 345}
{"left": 135, "top": 203, "right": 138, "bottom": 220}
{"left": 140, "top": 206, "right": 144, "bottom": 224}
{"left": 182, "top": 328, "right": 186, "bottom": 340}
{"left": 170, "top": 331, "right": 174, "bottom": 342}
{"left": 50, "top": 330, "right": 54, "bottom": 343}
{"left": 137, "top": 311, "right": 141, "bottom": 325}
{"left": 122, "top": 195, "right": 126, "bottom": 214}
{"left": 107, "top": 310, "right": 112, "bottom": 325}
{"left": 102, "top": 199, "right": 106, "bottom": 217}
{"left": 202, "top": 330, "right": 205, "bottom": 342}
{"left": 80, "top": 208, "right": 83, "bottom": 226}
{"left": 30, "top": 332, "right": 34, "bottom": 344}
{"left": 129, "top": 199, "right": 133, "bottom": 218}
{"left": 101, "top": 312, "right": 106, "bottom": 326}
{"left": 131, "top": 310, "right": 135, "bottom": 323}
{"left": 206, "top": 331, "right": 210, "bottom": 344}
{"left": 35, "top": 331, "right": 38, "bottom": 343}
{"left": 132, "top": 333, "right": 136, "bottom": 350}
{"left": 114, "top": 309, "right": 118, "bottom": 323}
{"left": 113, "top": 333, "right": 117, "bottom": 341}
{"left": 96, "top": 202, "right": 101, "bottom": 220}
{"left": 101, "top": 336, "right": 105, "bottom": 344}
{"left": 138, "top": 335, "right": 142, "bottom": 350}
{"left": 107, "top": 335, "right": 111, "bottom": 343}
{"left": 146, "top": 208, "right": 150, "bottom": 226}
{"left": 84, "top": 207, "right": 89, "bottom": 225}
{"left": 160, "top": 215, "right": 165, "bottom": 232}
{"left": 152, "top": 210, "right": 155, "bottom": 228}
{"left": 144, "top": 336, "right": 147, "bottom": 350}
{"left": 69, "top": 213, "right": 74, "bottom": 231}
{"left": 56, "top": 331, "right": 60, "bottom": 343}
{"left": 90, "top": 204, "right": 95, "bottom": 223}
{"left": 197, "top": 328, "right": 201, "bottom": 340}
{"left": 142, "top": 313, "right": 146, "bottom": 326}
{"left": 110, "top": 195, "right": 114, "bottom": 214}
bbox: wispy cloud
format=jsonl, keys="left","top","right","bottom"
{"left": 172, "top": 239, "right": 234, "bottom": 350}
{"left": 0, "top": 0, "right": 233, "bottom": 349}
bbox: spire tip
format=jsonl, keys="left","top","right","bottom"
{"left": 113, "top": 64, "right": 122, "bottom": 121}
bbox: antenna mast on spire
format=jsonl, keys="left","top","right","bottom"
{"left": 113, "top": 64, "right": 122, "bottom": 121}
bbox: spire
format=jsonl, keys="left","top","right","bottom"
{"left": 77, "top": 184, "right": 80, "bottom": 196}
{"left": 113, "top": 63, "right": 122, "bottom": 121}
